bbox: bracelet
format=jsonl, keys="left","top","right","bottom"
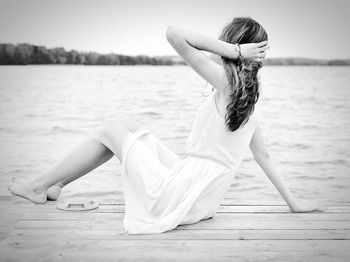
{"left": 238, "top": 44, "right": 243, "bottom": 60}
{"left": 234, "top": 44, "right": 243, "bottom": 60}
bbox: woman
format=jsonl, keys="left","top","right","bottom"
{"left": 9, "top": 17, "right": 325, "bottom": 234}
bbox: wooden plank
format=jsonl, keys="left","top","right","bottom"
{"left": 219, "top": 205, "right": 350, "bottom": 213}
{"left": 30, "top": 204, "right": 350, "bottom": 213}
{"left": 3, "top": 200, "right": 350, "bottom": 262}
{"left": 41, "top": 198, "right": 350, "bottom": 206}
{"left": 22, "top": 212, "right": 350, "bottom": 221}
{"left": 220, "top": 199, "right": 350, "bottom": 206}
{"left": 1, "top": 249, "right": 349, "bottom": 262}
{"left": 0, "top": 197, "right": 34, "bottom": 242}
{"left": 15, "top": 219, "right": 350, "bottom": 230}
{"left": 1, "top": 239, "right": 349, "bottom": 251}
{"left": 0, "top": 202, "right": 350, "bottom": 262}
{"left": 5, "top": 228, "right": 350, "bottom": 240}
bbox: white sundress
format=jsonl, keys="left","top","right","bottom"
{"left": 89, "top": 90, "right": 260, "bottom": 234}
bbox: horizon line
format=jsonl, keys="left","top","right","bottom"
{"left": 1, "top": 42, "right": 349, "bottom": 62}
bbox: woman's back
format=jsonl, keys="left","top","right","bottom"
{"left": 185, "top": 89, "right": 260, "bottom": 172}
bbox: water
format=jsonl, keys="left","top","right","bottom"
{"left": 0, "top": 65, "right": 349, "bottom": 203}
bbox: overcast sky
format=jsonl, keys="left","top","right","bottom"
{"left": 0, "top": 0, "right": 349, "bottom": 59}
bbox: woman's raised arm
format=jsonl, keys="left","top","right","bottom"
{"left": 249, "top": 125, "right": 326, "bottom": 212}
{"left": 166, "top": 26, "right": 268, "bottom": 90}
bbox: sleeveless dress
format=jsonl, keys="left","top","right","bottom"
{"left": 89, "top": 90, "right": 260, "bottom": 234}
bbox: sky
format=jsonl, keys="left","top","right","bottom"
{"left": 0, "top": 0, "right": 349, "bottom": 59}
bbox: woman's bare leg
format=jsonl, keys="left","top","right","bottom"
{"left": 46, "top": 138, "right": 114, "bottom": 200}
{"left": 8, "top": 118, "right": 132, "bottom": 203}
{"left": 47, "top": 115, "right": 144, "bottom": 200}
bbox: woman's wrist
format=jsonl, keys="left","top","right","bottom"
{"left": 233, "top": 44, "right": 243, "bottom": 60}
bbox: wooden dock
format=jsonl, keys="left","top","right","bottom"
{"left": 1, "top": 198, "right": 350, "bottom": 262}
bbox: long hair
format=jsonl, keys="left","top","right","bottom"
{"left": 219, "top": 17, "right": 268, "bottom": 132}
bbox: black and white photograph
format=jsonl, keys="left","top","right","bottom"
{"left": 0, "top": 0, "right": 349, "bottom": 261}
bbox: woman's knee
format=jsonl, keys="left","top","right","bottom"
{"left": 117, "top": 114, "right": 142, "bottom": 133}
{"left": 94, "top": 117, "right": 127, "bottom": 139}
{"left": 90, "top": 117, "right": 131, "bottom": 160}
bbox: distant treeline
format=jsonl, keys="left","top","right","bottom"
{"left": 0, "top": 43, "right": 349, "bottom": 66}
{"left": 263, "top": 57, "right": 350, "bottom": 66}
{"left": 0, "top": 43, "right": 184, "bottom": 65}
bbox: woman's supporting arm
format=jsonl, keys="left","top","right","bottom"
{"left": 166, "top": 26, "right": 268, "bottom": 90}
{"left": 249, "top": 125, "right": 325, "bottom": 212}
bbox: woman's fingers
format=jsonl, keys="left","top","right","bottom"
{"left": 257, "top": 51, "right": 266, "bottom": 58}
{"left": 255, "top": 55, "right": 265, "bottom": 62}
{"left": 260, "top": 45, "right": 270, "bottom": 51}
{"left": 240, "top": 41, "right": 268, "bottom": 60}
{"left": 254, "top": 51, "right": 266, "bottom": 62}
{"left": 255, "top": 43, "right": 269, "bottom": 61}
{"left": 257, "top": 40, "right": 268, "bottom": 47}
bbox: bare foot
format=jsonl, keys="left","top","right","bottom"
{"left": 8, "top": 179, "right": 47, "bottom": 204}
{"left": 47, "top": 185, "right": 62, "bottom": 201}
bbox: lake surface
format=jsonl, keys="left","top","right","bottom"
{"left": 0, "top": 65, "right": 349, "bottom": 202}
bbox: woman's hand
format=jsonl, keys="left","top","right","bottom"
{"left": 289, "top": 199, "right": 327, "bottom": 213}
{"left": 238, "top": 41, "right": 269, "bottom": 62}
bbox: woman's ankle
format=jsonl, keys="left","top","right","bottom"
{"left": 27, "top": 180, "right": 51, "bottom": 193}
{"left": 31, "top": 180, "right": 65, "bottom": 192}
